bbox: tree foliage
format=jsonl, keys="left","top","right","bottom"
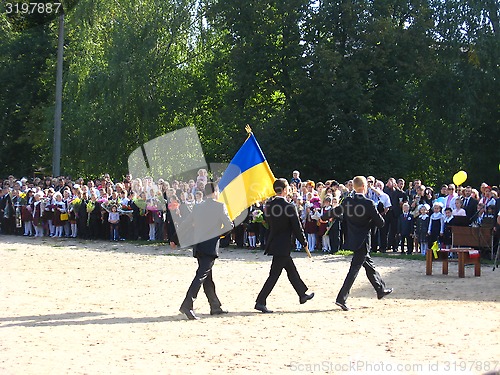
{"left": 0, "top": 0, "right": 498, "bottom": 186}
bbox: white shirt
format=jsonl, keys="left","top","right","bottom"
{"left": 378, "top": 192, "right": 392, "bottom": 209}
{"left": 452, "top": 208, "right": 466, "bottom": 217}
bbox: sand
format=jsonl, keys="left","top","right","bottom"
{"left": 1, "top": 235, "right": 499, "bottom": 375}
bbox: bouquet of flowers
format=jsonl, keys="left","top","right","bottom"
{"left": 101, "top": 199, "right": 118, "bottom": 213}
{"left": 251, "top": 209, "right": 268, "bottom": 229}
{"left": 70, "top": 197, "right": 82, "bottom": 213}
{"left": 97, "top": 197, "right": 108, "bottom": 205}
{"left": 146, "top": 198, "right": 159, "bottom": 212}
{"left": 156, "top": 192, "right": 166, "bottom": 211}
{"left": 19, "top": 192, "right": 27, "bottom": 205}
{"left": 133, "top": 197, "right": 147, "bottom": 216}
{"left": 86, "top": 201, "right": 95, "bottom": 213}
{"left": 118, "top": 198, "right": 134, "bottom": 216}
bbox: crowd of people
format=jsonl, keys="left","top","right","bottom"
{"left": 0, "top": 170, "right": 498, "bottom": 257}
{"left": 0, "top": 171, "right": 210, "bottom": 248}
{"left": 282, "top": 172, "right": 499, "bottom": 257}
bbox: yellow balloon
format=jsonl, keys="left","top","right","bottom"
{"left": 452, "top": 170, "right": 467, "bottom": 186}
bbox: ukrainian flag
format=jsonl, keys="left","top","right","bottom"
{"left": 218, "top": 132, "right": 276, "bottom": 221}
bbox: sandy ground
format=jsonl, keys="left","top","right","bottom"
{"left": 0, "top": 235, "right": 499, "bottom": 375}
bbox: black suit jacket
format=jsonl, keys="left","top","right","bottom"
{"left": 463, "top": 197, "right": 478, "bottom": 219}
{"left": 264, "top": 196, "right": 307, "bottom": 256}
{"left": 334, "top": 193, "right": 385, "bottom": 251}
{"left": 398, "top": 213, "right": 415, "bottom": 236}
{"left": 178, "top": 198, "right": 233, "bottom": 258}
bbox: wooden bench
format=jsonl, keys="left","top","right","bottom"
{"left": 425, "top": 247, "right": 481, "bottom": 278}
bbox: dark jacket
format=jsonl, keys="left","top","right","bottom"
{"left": 178, "top": 198, "right": 233, "bottom": 258}
{"left": 264, "top": 196, "right": 307, "bottom": 256}
{"left": 398, "top": 212, "right": 415, "bottom": 237}
{"left": 463, "top": 197, "right": 478, "bottom": 220}
{"left": 333, "top": 193, "right": 385, "bottom": 251}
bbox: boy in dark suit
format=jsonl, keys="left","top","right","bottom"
{"left": 255, "top": 178, "right": 314, "bottom": 313}
{"left": 330, "top": 176, "right": 393, "bottom": 311}
{"left": 398, "top": 202, "right": 415, "bottom": 254}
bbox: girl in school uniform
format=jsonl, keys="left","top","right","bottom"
{"left": 318, "top": 196, "right": 332, "bottom": 253}
{"left": 32, "top": 191, "right": 45, "bottom": 237}
{"left": 415, "top": 204, "right": 430, "bottom": 255}
{"left": 43, "top": 188, "right": 55, "bottom": 236}
{"left": 246, "top": 209, "right": 259, "bottom": 250}
{"left": 21, "top": 189, "right": 35, "bottom": 236}
{"left": 52, "top": 192, "right": 67, "bottom": 238}
{"left": 62, "top": 189, "right": 72, "bottom": 237}
{"left": 303, "top": 203, "right": 319, "bottom": 252}
{"left": 427, "top": 202, "right": 445, "bottom": 249}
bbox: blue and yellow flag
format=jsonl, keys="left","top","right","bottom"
{"left": 218, "top": 132, "right": 276, "bottom": 221}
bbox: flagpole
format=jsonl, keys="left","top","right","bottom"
{"left": 304, "top": 244, "right": 312, "bottom": 258}
{"left": 245, "top": 124, "right": 252, "bottom": 139}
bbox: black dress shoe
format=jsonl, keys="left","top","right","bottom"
{"left": 254, "top": 303, "right": 273, "bottom": 313}
{"left": 377, "top": 288, "right": 393, "bottom": 300}
{"left": 335, "top": 301, "right": 350, "bottom": 311}
{"left": 299, "top": 292, "right": 315, "bottom": 304}
{"left": 210, "top": 309, "right": 229, "bottom": 315}
{"left": 179, "top": 307, "right": 199, "bottom": 320}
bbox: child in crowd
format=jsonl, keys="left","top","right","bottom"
{"left": 318, "top": 196, "right": 332, "bottom": 253}
{"left": 44, "top": 188, "right": 55, "bottom": 236}
{"left": 303, "top": 203, "right": 318, "bottom": 252}
{"left": 398, "top": 202, "right": 414, "bottom": 254}
{"left": 53, "top": 192, "right": 66, "bottom": 238}
{"left": 292, "top": 193, "right": 304, "bottom": 252}
{"left": 452, "top": 198, "right": 466, "bottom": 217}
{"left": 290, "top": 170, "right": 301, "bottom": 188}
{"left": 442, "top": 207, "right": 454, "bottom": 249}
{"left": 32, "top": 191, "right": 44, "bottom": 237}
{"left": 108, "top": 204, "right": 120, "bottom": 241}
{"left": 62, "top": 189, "right": 72, "bottom": 237}
{"left": 427, "top": 202, "right": 445, "bottom": 249}
{"left": 196, "top": 169, "right": 208, "bottom": 186}
{"left": 327, "top": 197, "right": 342, "bottom": 254}
{"left": 146, "top": 203, "right": 158, "bottom": 241}
{"left": 21, "top": 190, "right": 34, "bottom": 236}
{"left": 246, "top": 210, "right": 258, "bottom": 250}
{"left": 415, "top": 204, "right": 430, "bottom": 255}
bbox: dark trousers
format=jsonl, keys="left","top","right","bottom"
{"left": 256, "top": 255, "right": 307, "bottom": 305}
{"left": 336, "top": 247, "right": 386, "bottom": 304}
{"left": 387, "top": 214, "right": 398, "bottom": 250}
{"left": 379, "top": 215, "right": 389, "bottom": 252}
{"left": 180, "top": 255, "right": 221, "bottom": 311}
{"left": 370, "top": 223, "right": 379, "bottom": 252}
{"left": 328, "top": 220, "right": 341, "bottom": 253}
{"left": 109, "top": 223, "right": 119, "bottom": 240}
{"left": 88, "top": 216, "right": 101, "bottom": 239}
{"left": 399, "top": 234, "right": 414, "bottom": 254}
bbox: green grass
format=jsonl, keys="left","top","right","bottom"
{"left": 335, "top": 250, "right": 354, "bottom": 256}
